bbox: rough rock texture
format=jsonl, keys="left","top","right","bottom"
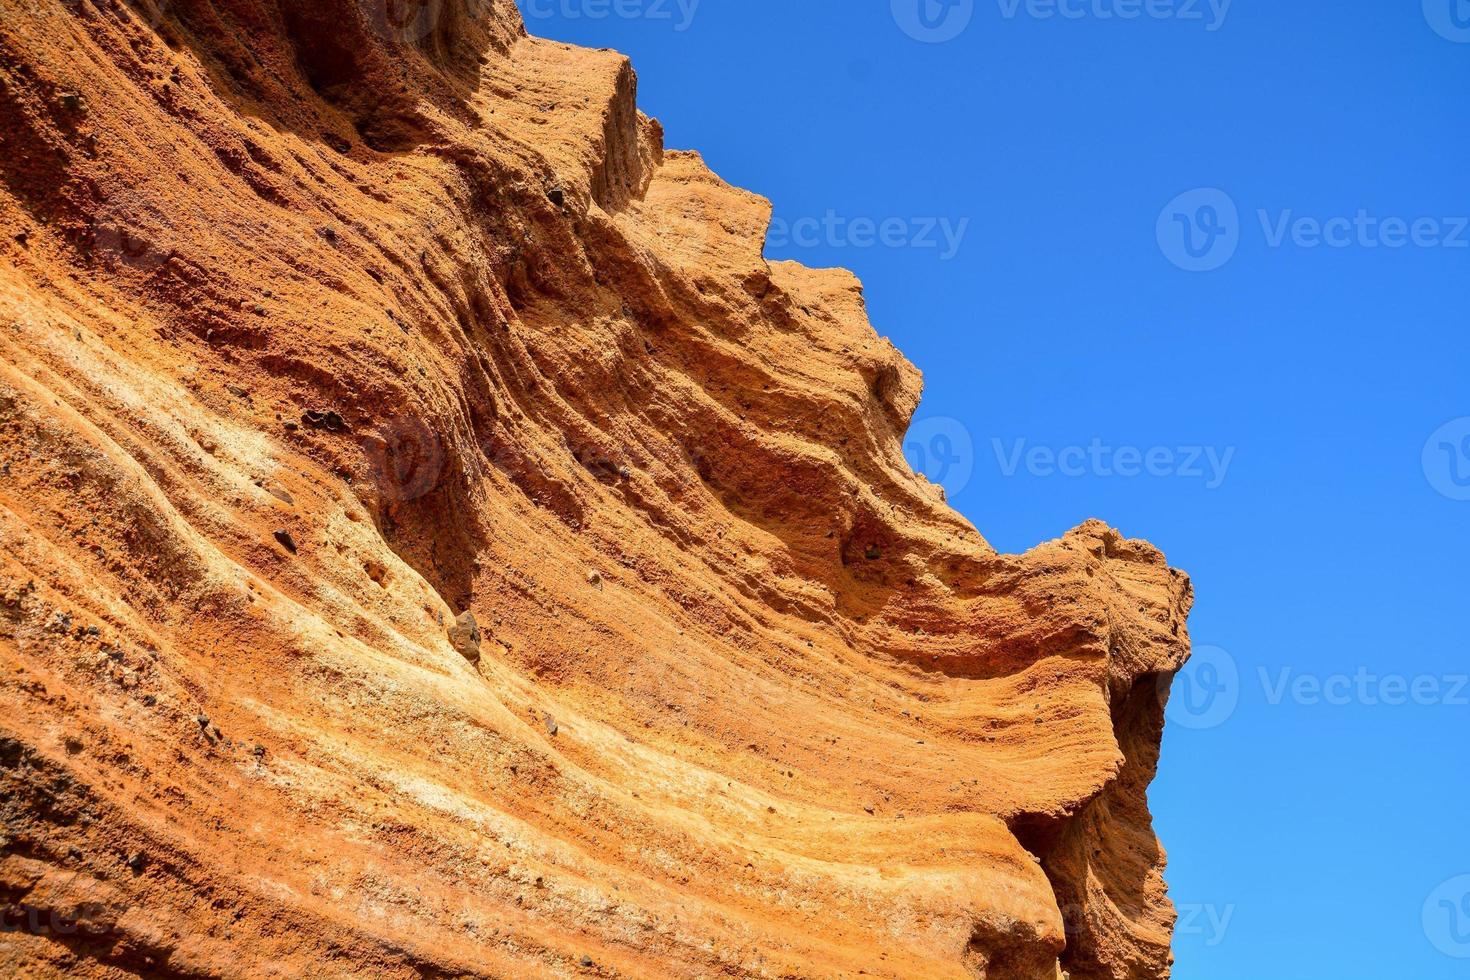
{"left": 0, "top": 2, "right": 1193, "bottom": 977}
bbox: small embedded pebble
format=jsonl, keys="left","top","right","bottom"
{"left": 273, "top": 530, "right": 298, "bottom": 554}
{"left": 543, "top": 712, "right": 558, "bottom": 736}
{"left": 302, "top": 410, "right": 346, "bottom": 432}
{"left": 448, "top": 610, "right": 482, "bottom": 663}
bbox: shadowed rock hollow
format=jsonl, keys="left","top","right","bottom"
{"left": 0, "top": 2, "right": 1193, "bottom": 976}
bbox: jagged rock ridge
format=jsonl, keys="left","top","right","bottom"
{"left": 0, "top": 2, "right": 1192, "bottom": 977}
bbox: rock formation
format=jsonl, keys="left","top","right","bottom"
{"left": 0, "top": 2, "right": 1193, "bottom": 976}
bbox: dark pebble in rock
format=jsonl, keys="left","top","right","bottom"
{"left": 448, "top": 610, "right": 482, "bottom": 663}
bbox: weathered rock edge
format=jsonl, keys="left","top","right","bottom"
{"left": 0, "top": 2, "right": 1192, "bottom": 977}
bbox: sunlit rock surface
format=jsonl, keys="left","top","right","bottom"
{"left": 0, "top": 2, "right": 1192, "bottom": 976}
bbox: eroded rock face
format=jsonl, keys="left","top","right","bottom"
{"left": 0, "top": 2, "right": 1192, "bottom": 976}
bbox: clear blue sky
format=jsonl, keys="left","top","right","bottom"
{"left": 517, "top": 2, "right": 1470, "bottom": 975}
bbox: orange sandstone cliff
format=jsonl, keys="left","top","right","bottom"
{"left": 0, "top": 2, "right": 1193, "bottom": 977}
